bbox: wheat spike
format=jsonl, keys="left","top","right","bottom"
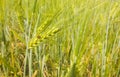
{"left": 29, "top": 27, "right": 61, "bottom": 49}
{"left": 29, "top": 9, "right": 62, "bottom": 49}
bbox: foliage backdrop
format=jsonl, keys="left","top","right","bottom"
{"left": 0, "top": 0, "right": 120, "bottom": 77}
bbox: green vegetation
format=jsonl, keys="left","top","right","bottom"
{"left": 0, "top": 0, "right": 120, "bottom": 77}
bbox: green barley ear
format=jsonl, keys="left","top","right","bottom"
{"left": 29, "top": 27, "right": 61, "bottom": 49}
{"left": 28, "top": 9, "right": 62, "bottom": 49}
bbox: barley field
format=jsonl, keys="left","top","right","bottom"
{"left": 0, "top": 0, "right": 120, "bottom": 77}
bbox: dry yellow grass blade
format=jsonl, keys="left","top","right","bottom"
{"left": 32, "top": 70, "right": 38, "bottom": 77}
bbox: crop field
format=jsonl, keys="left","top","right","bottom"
{"left": 0, "top": 0, "right": 120, "bottom": 77}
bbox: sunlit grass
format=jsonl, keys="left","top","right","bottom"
{"left": 0, "top": 0, "right": 120, "bottom": 77}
